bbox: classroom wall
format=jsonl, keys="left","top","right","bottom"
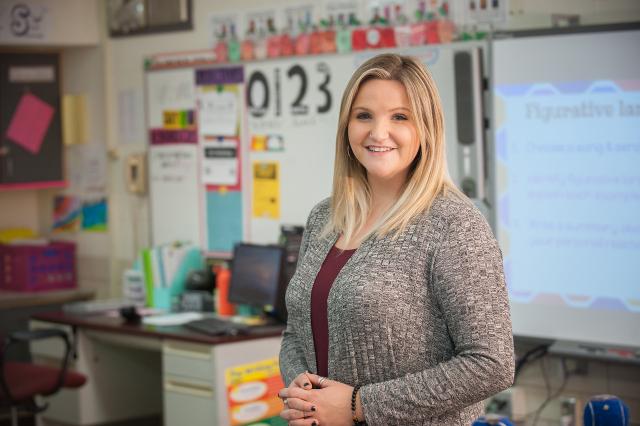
{"left": 0, "top": 0, "right": 111, "bottom": 297}
{"left": 2, "top": 0, "right": 638, "bottom": 299}
{"left": 0, "top": 1, "right": 639, "bottom": 423}
{"left": 0, "top": 191, "right": 39, "bottom": 231}
{"left": 512, "top": 0, "right": 640, "bottom": 26}
{"left": 100, "top": 0, "right": 640, "bottom": 297}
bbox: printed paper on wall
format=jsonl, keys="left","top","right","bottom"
{"left": 252, "top": 161, "right": 280, "bottom": 220}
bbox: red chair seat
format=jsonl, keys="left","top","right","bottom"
{"left": 1, "top": 362, "right": 86, "bottom": 402}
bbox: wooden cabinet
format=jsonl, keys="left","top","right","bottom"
{"left": 0, "top": 52, "right": 64, "bottom": 189}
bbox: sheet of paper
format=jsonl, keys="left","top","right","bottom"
{"left": 149, "top": 145, "right": 201, "bottom": 246}
{"left": 118, "top": 88, "right": 144, "bottom": 144}
{"left": 52, "top": 195, "right": 82, "bottom": 233}
{"left": 225, "top": 357, "right": 285, "bottom": 426}
{"left": 0, "top": 1, "right": 50, "bottom": 41}
{"left": 62, "top": 94, "right": 87, "bottom": 146}
{"left": 82, "top": 198, "right": 108, "bottom": 232}
{"left": 206, "top": 190, "right": 243, "bottom": 253}
{"left": 146, "top": 69, "right": 196, "bottom": 129}
{"left": 201, "top": 139, "right": 239, "bottom": 186}
{"left": 162, "top": 109, "right": 195, "bottom": 130}
{"left": 123, "top": 269, "right": 146, "bottom": 307}
{"left": 81, "top": 143, "right": 107, "bottom": 197}
{"left": 209, "top": 13, "right": 239, "bottom": 47}
{"left": 161, "top": 245, "right": 189, "bottom": 290}
{"left": 6, "top": 92, "right": 54, "bottom": 154}
{"left": 198, "top": 86, "right": 239, "bottom": 137}
{"left": 252, "top": 161, "right": 280, "bottom": 220}
{"left": 142, "top": 312, "right": 204, "bottom": 326}
{"left": 63, "top": 144, "right": 106, "bottom": 197}
{"left": 64, "top": 145, "right": 83, "bottom": 194}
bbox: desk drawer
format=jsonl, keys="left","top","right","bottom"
{"left": 164, "top": 376, "right": 217, "bottom": 426}
{"left": 163, "top": 340, "right": 214, "bottom": 381}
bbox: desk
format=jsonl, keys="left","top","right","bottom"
{"left": 30, "top": 311, "right": 284, "bottom": 426}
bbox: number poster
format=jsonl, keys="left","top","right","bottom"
{"left": 245, "top": 55, "right": 352, "bottom": 243}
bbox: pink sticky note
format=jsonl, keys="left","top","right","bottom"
{"left": 6, "top": 93, "right": 55, "bottom": 155}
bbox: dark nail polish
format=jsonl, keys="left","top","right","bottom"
{"left": 311, "top": 406, "right": 316, "bottom": 411}
{"left": 312, "top": 422, "right": 317, "bottom": 426}
{"left": 304, "top": 382, "right": 310, "bottom": 387}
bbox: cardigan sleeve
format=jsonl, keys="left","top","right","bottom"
{"left": 278, "top": 202, "right": 319, "bottom": 386}
{"left": 279, "top": 319, "right": 309, "bottom": 387}
{"left": 359, "top": 204, "right": 515, "bottom": 424}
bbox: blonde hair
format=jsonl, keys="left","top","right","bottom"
{"left": 325, "top": 53, "right": 463, "bottom": 243}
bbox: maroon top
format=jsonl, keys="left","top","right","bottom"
{"left": 311, "top": 245, "right": 356, "bottom": 377}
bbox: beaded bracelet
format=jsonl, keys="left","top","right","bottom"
{"left": 351, "top": 384, "right": 366, "bottom": 425}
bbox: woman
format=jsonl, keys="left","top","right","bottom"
{"left": 278, "top": 53, "right": 514, "bottom": 426}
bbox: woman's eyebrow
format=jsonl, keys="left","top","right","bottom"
{"left": 351, "top": 106, "right": 411, "bottom": 112}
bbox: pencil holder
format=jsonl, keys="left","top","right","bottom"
{"left": 584, "top": 395, "right": 629, "bottom": 426}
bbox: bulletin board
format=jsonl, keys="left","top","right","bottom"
{"left": 0, "top": 52, "right": 63, "bottom": 186}
{"left": 145, "top": 42, "right": 486, "bottom": 253}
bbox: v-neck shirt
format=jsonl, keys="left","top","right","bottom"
{"left": 310, "top": 244, "right": 356, "bottom": 377}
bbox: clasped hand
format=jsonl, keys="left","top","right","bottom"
{"left": 278, "top": 372, "right": 354, "bottom": 426}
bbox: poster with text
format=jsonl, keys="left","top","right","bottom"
{"left": 225, "top": 358, "right": 286, "bottom": 426}
{"left": 252, "top": 161, "right": 280, "bottom": 220}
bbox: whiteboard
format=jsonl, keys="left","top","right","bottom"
{"left": 146, "top": 68, "right": 202, "bottom": 247}
{"left": 492, "top": 28, "right": 640, "bottom": 348}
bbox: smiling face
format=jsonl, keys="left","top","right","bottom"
{"left": 347, "top": 79, "right": 420, "bottom": 188}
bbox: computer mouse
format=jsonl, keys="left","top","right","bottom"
{"left": 119, "top": 306, "right": 141, "bottom": 324}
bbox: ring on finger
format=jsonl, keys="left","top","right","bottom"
{"left": 318, "top": 376, "right": 326, "bottom": 386}
{"left": 282, "top": 398, "right": 288, "bottom": 408}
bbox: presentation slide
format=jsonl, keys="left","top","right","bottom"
{"left": 493, "top": 28, "right": 640, "bottom": 348}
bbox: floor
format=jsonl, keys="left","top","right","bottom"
{"left": 0, "top": 411, "right": 162, "bottom": 426}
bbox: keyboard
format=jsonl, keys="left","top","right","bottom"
{"left": 184, "top": 317, "right": 285, "bottom": 337}
{"left": 184, "top": 317, "right": 250, "bottom": 336}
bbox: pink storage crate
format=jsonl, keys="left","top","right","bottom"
{"left": 0, "top": 241, "right": 77, "bottom": 292}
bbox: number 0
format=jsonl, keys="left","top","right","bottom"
{"left": 247, "top": 71, "right": 269, "bottom": 118}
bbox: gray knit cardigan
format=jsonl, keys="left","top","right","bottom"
{"left": 279, "top": 194, "right": 515, "bottom": 426}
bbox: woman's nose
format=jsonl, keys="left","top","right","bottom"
{"left": 369, "top": 121, "right": 389, "bottom": 141}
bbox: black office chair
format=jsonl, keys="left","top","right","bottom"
{"left": 0, "top": 329, "right": 86, "bottom": 426}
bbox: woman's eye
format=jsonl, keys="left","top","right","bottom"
{"left": 393, "top": 114, "right": 408, "bottom": 121}
{"left": 355, "top": 112, "right": 371, "bottom": 120}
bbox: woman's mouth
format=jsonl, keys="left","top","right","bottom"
{"left": 366, "top": 146, "right": 395, "bottom": 152}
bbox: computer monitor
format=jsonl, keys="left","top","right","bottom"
{"left": 227, "top": 243, "right": 287, "bottom": 321}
